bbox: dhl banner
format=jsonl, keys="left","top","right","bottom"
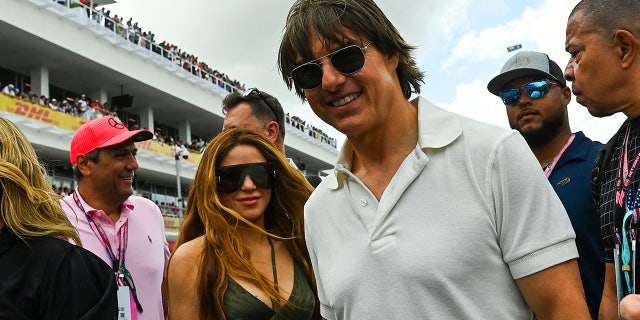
{"left": 163, "top": 216, "right": 181, "bottom": 233}
{"left": 0, "top": 94, "right": 202, "bottom": 164}
{"left": 0, "top": 94, "right": 86, "bottom": 130}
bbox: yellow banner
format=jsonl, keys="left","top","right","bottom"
{"left": 0, "top": 95, "right": 202, "bottom": 164}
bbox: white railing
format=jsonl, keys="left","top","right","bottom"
{"left": 54, "top": 0, "right": 246, "bottom": 94}
{"left": 36, "top": 0, "right": 339, "bottom": 151}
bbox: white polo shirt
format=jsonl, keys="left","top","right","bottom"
{"left": 304, "top": 97, "right": 577, "bottom": 319}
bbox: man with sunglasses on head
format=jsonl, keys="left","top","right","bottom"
{"left": 488, "top": 50, "right": 605, "bottom": 319}
{"left": 277, "top": 0, "right": 590, "bottom": 319}
{"left": 222, "top": 88, "right": 322, "bottom": 187}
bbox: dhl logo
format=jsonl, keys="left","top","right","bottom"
{"left": 11, "top": 101, "right": 59, "bottom": 126}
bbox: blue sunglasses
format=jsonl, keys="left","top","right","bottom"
{"left": 499, "top": 79, "right": 561, "bottom": 106}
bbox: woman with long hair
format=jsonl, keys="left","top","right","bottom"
{"left": 0, "top": 117, "right": 117, "bottom": 319}
{"left": 167, "top": 128, "right": 320, "bottom": 320}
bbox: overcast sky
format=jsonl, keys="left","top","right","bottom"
{"left": 106, "top": 0, "right": 625, "bottom": 148}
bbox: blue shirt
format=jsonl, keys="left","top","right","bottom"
{"left": 548, "top": 131, "right": 604, "bottom": 319}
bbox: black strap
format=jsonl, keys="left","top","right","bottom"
{"left": 268, "top": 237, "right": 278, "bottom": 292}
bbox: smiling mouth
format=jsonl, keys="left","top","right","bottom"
{"left": 331, "top": 93, "right": 360, "bottom": 107}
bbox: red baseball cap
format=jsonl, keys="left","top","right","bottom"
{"left": 69, "top": 116, "right": 153, "bottom": 165}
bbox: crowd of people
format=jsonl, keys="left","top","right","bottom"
{"left": 51, "top": 0, "right": 340, "bottom": 151}
{"left": 0, "top": 81, "right": 214, "bottom": 156}
{"left": 1, "top": 82, "right": 119, "bottom": 120}
{"left": 8, "top": 0, "right": 640, "bottom": 319}
{"left": 64, "top": 0, "right": 246, "bottom": 93}
{"left": 286, "top": 113, "right": 338, "bottom": 149}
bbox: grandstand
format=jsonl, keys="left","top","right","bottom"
{"left": 0, "top": 0, "right": 338, "bottom": 245}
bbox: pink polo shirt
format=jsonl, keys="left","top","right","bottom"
{"left": 61, "top": 191, "right": 170, "bottom": 320}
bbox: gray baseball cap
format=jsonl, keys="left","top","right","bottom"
{"left": 487, "top": 51, "right": 566, "bottom": 95}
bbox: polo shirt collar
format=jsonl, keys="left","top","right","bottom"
{"left": 73, "top": 188, "right": 135, "bottom": 218}
{"left": 553, "top": 131, "right": 590, "bottom": 169}
{"left": 326, "top": 97, "right": 462, "bottom": 190}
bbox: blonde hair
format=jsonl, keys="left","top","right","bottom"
{"left": 0, "top": 117, "right": 81, "bottom": 244}
{"left": 175, "top": 128, "right": 319, "bottom": 320}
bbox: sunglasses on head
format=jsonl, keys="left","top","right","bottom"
{"left": 216, "top": 162, "right": 276, "bottom": 193}
{"left": 290, "top": 42, "right": 371, "bottom": 90}
{"left": 242, "top": 88, "right": 281, "bottom": 128}
{"left": 499, "top": 79, "right": 561, "bottom": 106}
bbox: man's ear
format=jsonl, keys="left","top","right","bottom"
{"left": 75, "top": 155, "right": 91, "bottom": 177}
{"left": 614, "top": 29, "right": 639, "bottom": 69}
{"left": 264, "top": 121, "right": 280, "bottom": 143}
{"left": 561, "top": 86, "right": 572, "bottom": 105}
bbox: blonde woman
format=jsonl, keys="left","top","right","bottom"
{"left": 0, "top": 117, "right": 117, "bottom": 319}
{"left": 167, "top": 128, "right": 320, "bottom": 320}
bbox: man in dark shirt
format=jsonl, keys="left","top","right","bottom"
{"left": 488, "top": 50, "right": 605, "bottom": 318}
{"left": 565, "top": 1, "right": 640, "bottom": 318}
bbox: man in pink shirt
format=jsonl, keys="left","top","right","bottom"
{"left": 61, "top": 116, "right": 170, "bottom": 320}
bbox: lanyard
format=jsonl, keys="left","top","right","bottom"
{"left": 72, "top": 191, "right": 127, "bottom": 270}
{"left": 616, "top": 126, "right": 640, "bottom": 208}
{"left": 72, "top": 191, "right": 143, "bottom": 313}
{"left": 543, "top": 134, "right": 576, "bottom": 178}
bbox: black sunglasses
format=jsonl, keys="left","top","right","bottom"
{"left": 216, "top": 162, "right": 276, "bottom": 193}
{"left": 499, "top": 79, "right": 561, "bottom": 106}
{"left": 290, "top": 42, "right": 371, "bottom": 90}
{"left": 242, "top": 88, "right": 281, "bottom": 128}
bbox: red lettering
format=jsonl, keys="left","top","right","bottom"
{"left": 15, "top": 103, "right": 28, "bottom": 116}
{"left": 28, "top": 107, "right": 44, "bottom": 120}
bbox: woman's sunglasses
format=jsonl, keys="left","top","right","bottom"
{"left": 290, "top": 42, "right": 371, "bottom": 90}
{"left": 499, "top": 79, "right": 561, "bottom": 106}
{"left": 216, "top": 162, "right": 276, "bottom": 193}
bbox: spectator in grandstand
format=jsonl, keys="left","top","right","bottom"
{"left": 0, "top": 117, "right": 117, "bottom": 319}
{"left": 277, "top": 0, "right": 589, "bottom": 318}
{"left": 1, "top": 84, "right": 16, "bottom": 97}
{"left": 75, "top": 94, "right": 88, "bottom": 113}
{"left": 167, "top": 128, "right": 319, "bottom": 320}
{"left": 48, "top": 98, "right": 59, "bottom": 111}
{"left": 89, "top": 99, "right": 104, "bottom": 112}
{"left": 60, "top": 116, "right": 170, "bottom": 320}
{"left": 222, "top": 88, "right": 322, "bottom": 187}
{"left": 103, "top": 9, "right": 113, "bottom": 31}
{"left": 61, "top": 186, "right": 70, "bottom": 197}
{"left": 174, "top": 140, "right": 189, "bottom": 159}
{"left": 61, "top": 100, "right": 74, "bottom": 115}
{"left": 25, "top": 90, "right": 37, "bottom": 103}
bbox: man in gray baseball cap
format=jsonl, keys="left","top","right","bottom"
{"left": 488, "top": 50, "right": 605, "bottom": 319}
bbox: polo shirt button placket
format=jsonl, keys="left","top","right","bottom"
{"left": 360, "top": 198, "right": 368, "bottom": 207}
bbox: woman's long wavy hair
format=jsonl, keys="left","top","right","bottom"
{"left": 175, "top": 128, "right": 319, "bottom": 320}
{"left": 0, "top": 117, "right": 81, "bottom": 244}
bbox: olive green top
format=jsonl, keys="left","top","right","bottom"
{"left": 223, "top": 261, "right": 315, "bottom": 320}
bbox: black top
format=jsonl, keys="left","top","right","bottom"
{"left": 598, "top": 118, "right": 640, "bottom": 299}
{"left": 599, "top": 118, "right": 640, "bottom": 259}
{"left": 0, "top": 227, "right": 118, "bottom": 320}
